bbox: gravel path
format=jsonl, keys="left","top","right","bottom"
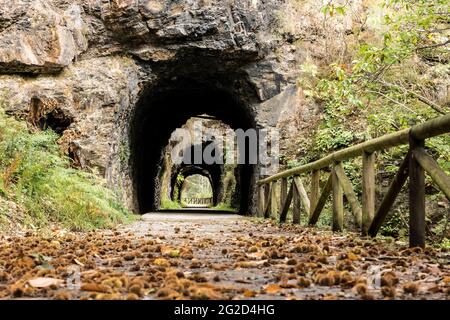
{"left": 0, "top": 213, "right": 448, "bottom": 300}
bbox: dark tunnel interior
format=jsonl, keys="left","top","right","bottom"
{"left": 170, "top": 148, "right": 224, "bottom": 206}
{"left": 130, "top": 79, "right": 257, "bottom": 214}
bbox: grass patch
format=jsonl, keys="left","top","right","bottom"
{"left": 160, "top": 198, "right": 182, "bottom": 210}
{"left": 212, "top": 203, "right": 237, "bottom": 213}
{"left": 0, "top": 106, "right": 134, "bottom": 231}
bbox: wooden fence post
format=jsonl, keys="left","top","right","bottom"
{"left": 409, "top": 136, "right": 425, "bottom": 248}
{"left": 332, "top": 165, "right": 344, "bottom": 232}
{"left": 309, "top": 174, "right": 333, "bottom": 226}
{"left": 263, "top": 182, "right": 272, "bottom": 218}
{"left": 292, "top": 182, "right": 301, "bottom": 224}
{"left": 258, "top": 185, "right": 265, "bottom": 217}
{"left": 362, "top": 151, "right": 376, "bottom": 235}
{"left": 369, "top": 152, "right": 410, "bottom": 237}
{"left": 280, "top": 178, "right": 288, "bottom": 214}
{"left": 334, "top": 163, "right": 362, "bottom": 227}
{"left": 280, "top": 182, "right": 294, "bottom": 223}
{"left": 310, "top": 170, "right": 320, "bottom": 217}
{"left": 271, "top": 181, "right": 279, "bottom": 218}
{"left": 293, "top": 177, "right": 310, "bottom": 215}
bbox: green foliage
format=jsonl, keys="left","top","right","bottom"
{"left": 429, "top": 208, "right": 450, "bottom": 245}
{"left": 212, "top": 203, "right": 236, "bottom": 212}
{"left": 295, "top": 0, "right": 449, "bottom": 244}
{"left": 315, "top": 206, "right": 334, "bottom": 230}
{"left": 428, "top": 135, "right": 450, "bottom": 174}
{"left": 439, "top": 238, "right": 450, "bottom": 249}
{"left": 321, "top": 2, "right": 347, "bottom": 17}
{"left": 222, "top": 169, "right": 237, "bottom": 206}
{"left": 0, "top": 107, "right": 133, "bottom": 231}
{"left": 182, "top": 174, "right": 213, "bottom": 199}
{"left": 176, "top": 173, "right": 185, "bottom": 184}
{"left": 380, "top": 208, "right": 409, "bottom": 237}
{"left": 314, "top": 126, "right": 355, "bottom": 154}
{"left": 300, "top": 0, "right": 449, "bottom": 155}
{"left": 160, "top": 198, "right": 182, "bottom": 210}
{"left": 171, "top": 173, "right": 185, "bottom": 201}
{"left": 119, "top": 139, "right": 130, "bottom": 167}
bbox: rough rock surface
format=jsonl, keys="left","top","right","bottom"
{"left": 0, "top": 0, "right": 344, "bottom": 212}
{"left": 0, "top": 0, "right": 88, "bottom": 73}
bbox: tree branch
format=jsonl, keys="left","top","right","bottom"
{"left": 366, "top": 90, "right": 417, "bottom": 114}
{"left": 377, "top": 80, "right": 447, "bottom": 115}
{"left": 416, "top": 39, "right": 450, "bottom": 51}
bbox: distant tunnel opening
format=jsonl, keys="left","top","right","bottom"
{"left": 179, "top": 174, "right": 214, "bottom": 208}
{"left": 130, "top": 79, "right": 257, "bottom": 214}
{"left": 170, "top": 162, "right": 221, "bottom": 206}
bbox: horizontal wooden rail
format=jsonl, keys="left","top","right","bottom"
{"left": 183, "top": 197, "right": 213, "bottom": 206}
{"left": 258, "top": 114, "right": 450, "bottom": 185}
{"left": 257, "top": 114, "right": 450, "bottom": 248}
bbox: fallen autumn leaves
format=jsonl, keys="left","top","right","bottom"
{"left": 0, "top": 214, "right": 448, "bottom": 300}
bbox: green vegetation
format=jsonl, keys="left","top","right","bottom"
{"left": 160, "top": 198, "right": 183, "bottom": 210}
{"left": 295, "top": 0, "right": 449, "bottom": 245}
{"left": 0, "top": 106, "right": 133, "bottom": 231}
{"left": 299, "top": 0, "right": 449, "bottom": 159}
{"left": 212, "top": 203, "right": 237, "bottom": 213}
{"left": 119, "top": 139, "right": 130, "bottom": 167}
{"left": 182, "top": 174, "right": 213, "bottom": 199}
{"left": 171, "top": 173, "right": 185, "bottom": 202}
{"left": 440, "top": 237, "right": 450, "bottom": 249}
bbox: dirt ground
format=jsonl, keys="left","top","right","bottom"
{"left": 0, "top": 213, "right": 449, "bottom": 300}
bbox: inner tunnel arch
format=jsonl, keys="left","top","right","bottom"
{"left": 171, "top": 164, "right": 220, "bottom": 205}
{"left": 130, "top": 78, "right": 257, "bottom": 214}
{"left": 174, "top": 168, "right": 214, "bottom": 206}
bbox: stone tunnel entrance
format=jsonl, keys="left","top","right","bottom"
{"left": 170, "top": 163, "right": 219, "bottom": 207}
{"left": 130, "top": 79, "right": 257, "bottom": 214}
{"left": 178, "top": 173, "right": 214, "bottom": 208}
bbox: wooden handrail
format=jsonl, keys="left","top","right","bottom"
{"left": 258, "top": 114, "right": 450, "bottom": 184}
{"left": 183, "top": 197, "right": 213, "bottom": 205}
{"left": 256, "top": 113, "right": 450, "bottom": 248}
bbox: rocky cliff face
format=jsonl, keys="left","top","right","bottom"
{"left": 0, "top": 0, "right": 326, "bottom": 212}
{"left": 0, "top": 1, "right": 88, "bottom": 73}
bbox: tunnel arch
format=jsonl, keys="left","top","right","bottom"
{"left": 130, "top": 78, "right": 257, "bottom": 214}
{"left": 175, "top": 169, "right": 215, "bottom": 207}
{"left": 169, "top": 142, "right": 225, "bottom": 207}
{"left": 171, "top": 165, "right": 215, "bottom": 204}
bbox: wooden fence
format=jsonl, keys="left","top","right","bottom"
{"left": 183, "top": 197, "right": 214, "bottom": 206}
{"left": 257, "top": 114, "right": 450, "bottom": 247}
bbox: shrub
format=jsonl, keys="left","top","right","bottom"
{"left": 0, "top": 107, "right": 133, "bottom": 231}
{"left": 160, "top": 198, "right": 182, "bottom": 210}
